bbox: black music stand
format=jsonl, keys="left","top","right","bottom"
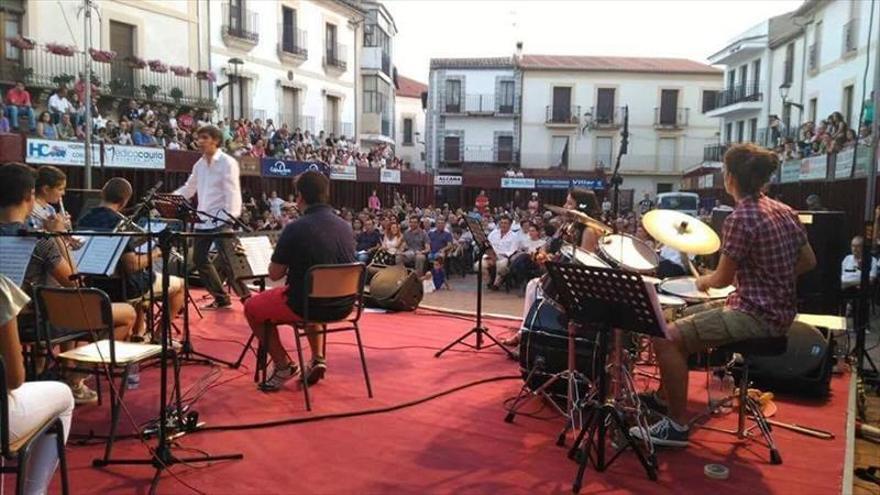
{"left": 543, "top": 262, "right": 662, "bottom": 492}
{"left": 435, "top": 216, "right": 515, "bottom": 360}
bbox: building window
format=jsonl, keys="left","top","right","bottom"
{"left": 497, "top": 135, "right": 514, "bottom": 162}
{"left": 596, "top": 88, "right": 616, "bottom": 124}
{"left": 749, "top": 118, "right": 758, "bottom": 142}
{"left": 659, "top": 89, "right": 679, "bottom": 125}
{"left": 498, "top": 80, "right": 515, "bottom": 113}
{"left": 326, "top": 23, "right": 338, "bottom": 60}
{"left": 402, "top": 118, "right": 413, "bottom": 145}
{"left": 656, "top": 183, "right": 673, "bottom": 194}
{"left": 443, "top": 136, "right": 461, "bottom": 162}
{"left": 552, "top": 136, "right": 569, "bottom": 169}
{"left": 784, "top": 43, "right": 795, "bottom": 84}
{"left": 551, "top": 87, "right": 573, "bottom": 122}
{"left": 281, "top": 7, "right": 298, "bottom": 52}
{"left": 725, "top": 122, "right": 733, "bottom": 143}
{"left": 736, "top": 121, "right": 745, "bottom": 142}
{"left": 809, "top": 97, "right": 818, "bottom": 123}
{"left": 363, "top": 75, "right": 389, "bottom": 114}
{"left": 843, "top": 85, "right": 854, "bottom": 126}
{"left": 2, "top": 10, "right": 23, "bottom": 63}
{"left": 445, "top": 80, "right": 461, "bottom": 113}
{"left": 701, "top": 90, "right": 718, "bottom": 113}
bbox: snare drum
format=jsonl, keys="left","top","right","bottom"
{"left": 657, "top": 293, "right": 687, "bottom": 322}
{"left": 658, "top": 276, "right": 735, "bottom": 304}
{"left": 598, "top": 234, "right": 660, "bottom": 273}
{"left": 559, "top": 243, "right": 610, "bottom": 268}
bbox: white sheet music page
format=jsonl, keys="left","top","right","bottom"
{"left": 77, "top": 236, "right": 127, "bottom": 276}
{"left": 69, "top": 235, "right": 90, "bottom": 269}
{"left": 0, "top": 236, "right": 37, "bottom": 286}
{"left": 240, "top": 236, "right": 273, "bottom": 277}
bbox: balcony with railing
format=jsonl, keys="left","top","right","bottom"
{"left": 277, "top": 26, "right": 308, "bottom": 64}
{"left": 654, "top": 107, "right": 689, "bottom": 129}
{"left": 440, "top": 146, "right": 519, "bottom": 169}
{"left": 716, "top": 80, "right": 763, "bottom": 108}
{"left": 277, "top": 113, "right": 316, "bottom": 133}
{"left": 324, "top": 43, "right": 348, "bottom": 72}
{"left": 221, "top": 3, "right": 260, "bottom": 50}
{"left": 843, "top": 19, "right": 858, "bottom": 55}
{"left": 589, "top": 105, "right": 625, "bottom": 129}
{"left": 703, "top": 144, "right": 728, "bottom": 162}
{"left": 321, "top": 120, "right": 353, "bottom": 137}
{"left": 0, "top": 46, "right": 215, "bottom": 108}
{"left": 545, "top": 105, "right": 580, "bottom": 127}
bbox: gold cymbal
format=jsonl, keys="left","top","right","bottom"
{"left": 544, "top": 204, "right": 611, "bottom": 234}
{"left": 642, "top": 209, "right": 720, "bottom": 255}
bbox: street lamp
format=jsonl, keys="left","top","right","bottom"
{"left": 216, "top": 57, "right": 244, "bottom": 120}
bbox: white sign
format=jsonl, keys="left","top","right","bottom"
{"left": 501, "top": 177, "right": 536, "bottom": 189}
{"left": 330, "top": 164, "right": 357, "bottom": 181}
{"left": 434, "top": 175, "right": 462, "bottom": 186}
{"left": 799, "top": 155, "right": 827, "bottom": 181}
{"left": 379, "top": 168, "right": 401, "bottom": 184}
{"left": 103, "top": 144, "right": 165, "bottom": 170}
{"left": 25, "top": 139, "right": 100, "bottom": 166}
{"left": 835, "top": 149, "right": 854, "bottom": 179}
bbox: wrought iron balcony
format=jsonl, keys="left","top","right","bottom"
{"left": 321, "top": 120, "right": 353, "bottom": 137}
{"left": 278, "top": 26, "right": 308, "bottom": 61}
{"left": 589, "top": 105, "right": 625, "bottom": 128}
{"left": 277, "top": 113, "right": 316, "bottom": 133}
{"left": 324, "top": 43, "right": 348, "bottom": 71}
{"left": 441, "top": 145, "right": 519, "bottom": 165}
{"left": 715, "top": 80, "right": 762, "bottom": 108}
{"left": 703, "top": 144, "right": 728, "bottom": 162}
{"left": 545, "top": 105, "right": 580, "bottom": 126}
{"left": 654, "top": 107, "right": 689, "bottom": 129}
{"left": 222, "top": 3, "right": 260, "bottom": 46}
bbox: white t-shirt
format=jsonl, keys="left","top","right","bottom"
{"left": 520, "top": 237, "right": 546, "bottom": 254}
{"left": 841, "top": 254, "right": 880, "bottom": 289}
{"left": 268, "top": 197, "right": 285, "bottom": 217}
{"left": 488, "top": 229, "right": 520, "bottom": 257}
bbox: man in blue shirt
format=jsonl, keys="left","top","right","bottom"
{"left": 428, "top": 217, "right": 453, "bottom": 262}
{"left": 355, "top": 217, "right": 382, "bottom": 263}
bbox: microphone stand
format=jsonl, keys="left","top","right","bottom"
{"left": 609, "top": 105, "right": 629, "bottom": 234}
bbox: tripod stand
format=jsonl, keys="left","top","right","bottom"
{"left": 93, "top": 229, "right": 242, "bottom": 494}
{"left": 435, "top": 216, "right": 515, "bottom": 359}
{"left": 543, "top": 262, "right": 660, "bottom": 492}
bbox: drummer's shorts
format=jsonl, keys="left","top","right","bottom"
{"left": 672, "top": 301, "right": 781, "bottom": 354}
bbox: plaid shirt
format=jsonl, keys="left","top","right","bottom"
{"left": 722, "top": 194, "right": 808, "bottom": 330}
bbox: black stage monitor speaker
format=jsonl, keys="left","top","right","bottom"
{"left": 365, "top": 264, "right": 423, "bottom": 312}
{"left": 796, "top": 211, "right": 849, "bottom": 314}
{"left": 742, "top": 321, "right": 834, "bottom": 397}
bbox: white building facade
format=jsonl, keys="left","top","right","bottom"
{"left": 210, "top": 0, "right": 362, "bottom": 138}
{"left": 518, "top": 55, "right": 722, "bottom": 196}
{"left": 425, "top": 57, "right": 521, "bottom": 173}
{"left": 357, "top": 1, "right": 397, "bottom": 148}
{"left": 395, "top": 75, "right": 427, "bottom": 170}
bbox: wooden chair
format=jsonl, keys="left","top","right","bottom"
{"left": 291, "top": 263, "right": 372, "bottom": 411}
{"left": 34, "top": 287, "right": 162, "bottom": 465}
{"left": 0, "top": 357, "right": 70, "bottom": 495}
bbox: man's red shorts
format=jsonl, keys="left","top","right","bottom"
{"left": 243, "top": 287, "right": 302, "bottom": 327}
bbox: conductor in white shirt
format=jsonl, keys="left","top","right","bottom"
{"left": 841, "top": 236, "right": 879, "bottom": 290}
{"left": 175, "top": 125, "right": 250, "bottom": 309}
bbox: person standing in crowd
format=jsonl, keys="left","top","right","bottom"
{"left": 638, "top": 192, "right": 654, "bottom": 216}
{"left": 527, "top": 192, "right": 540, "bottom": 214}
{"left": 401, "top": 215, "right": 429, "bottom": 275}
{"left": 243, "top": 171, "right": 354, "bottom": 391}
{"left": 5, "top": 81, "right": 36, "bottom": 132}
{"left": 632, "top": 144, "right": 816, "bottom": 447}
{"left": 368, "top": 189, "right": 381, "bottom": 212}
{"left": 175, "top": 125, "right": 251, "bottom": 309}
{"left": 475, "top": 190, "right": 490, "bottom": 216}
{"left": 268, "top": 191, "right": 285, "bottom": 219}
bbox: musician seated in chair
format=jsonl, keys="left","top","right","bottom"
{"left": 632, "top": 144, "right": 816, "bottom": 448}
{"left": 78, "top": 178, "right": 186, "bottom": 341}
{"left": 243, "top": 171, "right": 355, "bottom": 391}
{"left": 0, "top": 163, "right": 136, "bottom": 405}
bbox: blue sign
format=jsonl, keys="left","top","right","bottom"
{"left": 535, "top": 178, "right": 571, "bottom": 190}
{"left": 570, "top": 178, "right": 605, "bottom": 190}
{"left": 260, "top": 159, "right": 329, "bottom": 178}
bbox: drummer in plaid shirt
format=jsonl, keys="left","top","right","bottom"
{"left": 633, "top": 143, "right": 817, "bottom": 448}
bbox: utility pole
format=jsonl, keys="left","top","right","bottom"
{"left": 83, "top": 0, "right": 94, "bottom": 188}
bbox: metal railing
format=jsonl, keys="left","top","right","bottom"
{"left": 545, "top": 105, "right": 580, "bottom": 125}
{"left": 843, "top": 19, "right": 858, "bottom": 54}
{"left": 0, "top": 47, "right": 214, "bottom": 106}
{"left": 440, "top": 146, "right": 519, "bottom": 165}
{"left": 703, "top": 144, "right": 728, "bottom": 162}
{"left": 278, "top": 26, "right": 308, "bottom": 58}
{"left": 324, "top": 43, "right": 347, "bottom": 71}
{"left": 222, "top": 3, "right": 260, "bottom": 44}
{"left": 715, "top": 80, "right": 763, "bottom": 108}
{"left": 321, "top": 120, "right": 353, "bottom": 137}
{"left": 590, "top": 105, "right": 625, "bottom": 127}
{"left": 653, "top": 107, "right": 689, "bottom": 128}
{"left": 464, "top": 94, "right": 495, "bottom": 113}
{"left": 808, "top": 44, "right": 818, "bottom": 72}
{"left": 277, "top": 113, "right": 316, "bottom": 133}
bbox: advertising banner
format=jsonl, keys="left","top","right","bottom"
{"left": 570, "top": 178, "right": 605, "bottom": 190}
{"left": 434, "top": 175, "right": 462, "bottom": 186}
{"left": 834, "top": 149, "right": 854, "bottom": 179}
{"left": 535, "top": 178, "right": 571, "bottom": 189}
{"left": 330, "top": 164, "right": 357, "bottom": 181}
{"left": 103, "top": 144, "right": 165, "bottom": 169}
{"left": 25, "top": 139, "right": 100, "bottom": 166}
{"left": 380, "top": 168, "right": 401, "bottom": 184}
{"left": 261, "top": 159, "right": 329, "bottom": 178}
{"left": 780, "top": 159, "right": 801, "bottom": 183}
{"left": 501, "top": 177, "right": 536, "bottom": 189}
{"left": 799, "top": 155, "right": 827, "bottom": 181}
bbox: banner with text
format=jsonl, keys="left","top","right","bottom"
{"left": 25, "top": 139, "right": 100, "bottom": 167}
{"left": 261, "top": 159, "right": 329, "bottom": 178}
{"left": 799, "top": 155, "right": 827, "bottom": 181}
{"left": 379, "top": 168, "right": 401, "bottom": 184}
{"left": 434, "top": 175, "right": 462, "bottom": 186}
{"left": 570, "top": 178, "right": 605, "bottom": 190}
{"left": 501, "top": 177, "right": 536, "bottom": 189}
{"left": 330, "top": 164, "right": 358, "bottom": 181}
{"left": 780, "top": 159, "right": 801, "bottom": 183}
{"left": 103, "top": 144, "right": 165, "bottom": 169}
{"left": 535, "top": 178, "right": 571, "bottom": 189}
{"left": 834, "top": 149, "right": 854, "bottom": 179}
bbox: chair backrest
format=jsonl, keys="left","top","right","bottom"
{"left": 34, "top": 287, "right": 117, "bottom": 362}
{"left": 304, "top": 263, "right": 366, "bottom": 323}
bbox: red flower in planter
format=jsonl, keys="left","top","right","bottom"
{"left": 148, "top": 59, "right": 168, "bottom": 73}
{"left": 45, "top": 42, "right": 77, "bottom": 57}
{"left": 195, "top": 70, "right": 217, "bottom": 82}
{"left": 170, "top": 65, "right": 193, "bottom": 77}
{"left": 88, "top": 48, "right": 117, "bottom": 63}
{"left": 6, "top": 36, "right": 35, "bottom": 50}
{"left": 125, "top": 55, "right": 147, "bottom": 69}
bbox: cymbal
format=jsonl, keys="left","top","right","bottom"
{"left": 642, "top": 210, "right": 720, "bottom": 255}
{"left": 544, "top": 204, "right": 612, "bottom": 234}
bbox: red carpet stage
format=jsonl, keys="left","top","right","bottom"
{"left": 56, "top": 300, "right": 853, "bottom": 494}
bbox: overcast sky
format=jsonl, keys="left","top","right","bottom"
{"left": 384, "top": 0, "right": 804, "bottom": 82}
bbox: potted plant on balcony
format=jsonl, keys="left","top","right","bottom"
{"left": 45, "top": 42, "right": 77, "bottom": 57}
{"left": 147, "top": 59, "right": 168, "bottom": 73}
{"left": 141, "top": 84, "right": 160, "bottom": 101}
{"left": 51, "top": 73, "right": 75, "bottom": 87}
{"left": 6, "top": 35, "right": 35, "bottom": 50}
{"left": 195, "top": 70, "right": 217, "bottom": 82}
{"left": 170, "top": 65, "right": 192, "bottom": 77}
{"left": 170, "top": 87, "right": 184, "bottom": 104}
{"left": 88, "top": 48, "right": 117, "bottom": 63}
{"left": 125, "top": 55, "right": 147, "bottom": 69}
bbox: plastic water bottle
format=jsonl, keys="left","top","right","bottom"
{"left": 707, "top": 370, "right": 725, "bottom": 411}
{"left": 127, "top": 364, "right": 140, "bottom": 390}
{"left": 720, "top": 373, "right": 736, "bottom": 414}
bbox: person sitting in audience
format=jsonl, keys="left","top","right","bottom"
{"left": 400, "top": 216, "right": 429, "bottom": 275}
{"left": 36, "top": 111, "right": 58, "bottom": 140}
{"left": 0, "top": 163, "right": 136, "bottom": 404}
{"left": 427, "top": 217, "right": 454, "bottom": 262}
{"left": 483, "top": 215, "right": 519, "bottom": 290}
{"left": 355, "top": 217, "right": 382, "bottom": 263}
{"left": 0, "top": 273, "right": 74, "bottom": 494}
{"left": 5, "top": 80, "right": 36, "bottom": 132}
{"left": 56, "top": 113, "right": 76, "bottom": 141}
{"left": 78, "top": 178, "right": 186, "bottom": 340}
{"left": 47, "top": 86, "right": 74, "bottom": 125}
{"left": 381, "top": 221, "right": 405, "bottom": 260}
{"left": 841, "top": 236, "right": 879, "bottom": 291}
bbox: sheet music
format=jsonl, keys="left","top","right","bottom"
{"left": 239, "top": 236, "right": 273, "bottom": 277}
{"left": 643, "top": 280, "right": 670, "bottom": 339}
{"left": 69, "top": 235, "right": 89, "bottom": 269}
{"left": 0, "top": 236, "right": 37, "bottom": 286}
{"left": 76, "top": 235, "right": 127, "bottom": 276}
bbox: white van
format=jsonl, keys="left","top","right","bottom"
{"left": 656, "top": 192, "right": 700, "bottom": 217}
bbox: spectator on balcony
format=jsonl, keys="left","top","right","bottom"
{"left": 93, "top": 110, "right": 108, "bottom": 131}
{"left": 115, "top": 120, "right": 133, "bottom": 145}
{"left": 36, "top": 112, "right": 58, "bottom": 140}
{"left": 768, "top": 114, "right": 786, "bottom": 147}
{"left": 123, "top": 100, "right": 141, "bottom": 122}
{"left": 249, "top": 138, "right": 267, "bottom": 158}
{"left": 73, "top": 73, "right": 99, "bottom": 104}
{"left": 165, "top": 106, "right": 178, "bottom": 130}
{"left": 166, "top": 134, "right": 182, "bottom": 150}
{"left": 196, "top": 110, "right": 211, "bottom": 129}
{"left": 265, "top": 118, "right": 277, "bottom": 137}
{"left": 140, "top": 103, "right": 155, "bottom": 123}
{"left": 178, "top": 108, "right": 195, "bottom": 132}
{"left": 47, "top": 87, "right": 74, "bottom": 125}
{"left": 0, "top": 104, "right": 9, "bottom": 134}
{"left": 860, "top": 123, "right": 873, "bottom": 146}
{"left": 5, "top": 81, "right": 36, "bottom": 132}
{"left": 95, "top": 127, "right": 112, "bottom": 145}
{"left": 154, "top": 127, "right": 169, "bottom": 148}
{"left": 270, "top": 125, "right": 291, "bottom": 157}
{"left": 844, "top": 129, "right": 858, "bottom": 149}
{"left": 828, "top": 112, "right": 849, "bottom": 153}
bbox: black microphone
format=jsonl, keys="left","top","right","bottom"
{"left": 145, "top": 180, "right": 163, "bottom": 198}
